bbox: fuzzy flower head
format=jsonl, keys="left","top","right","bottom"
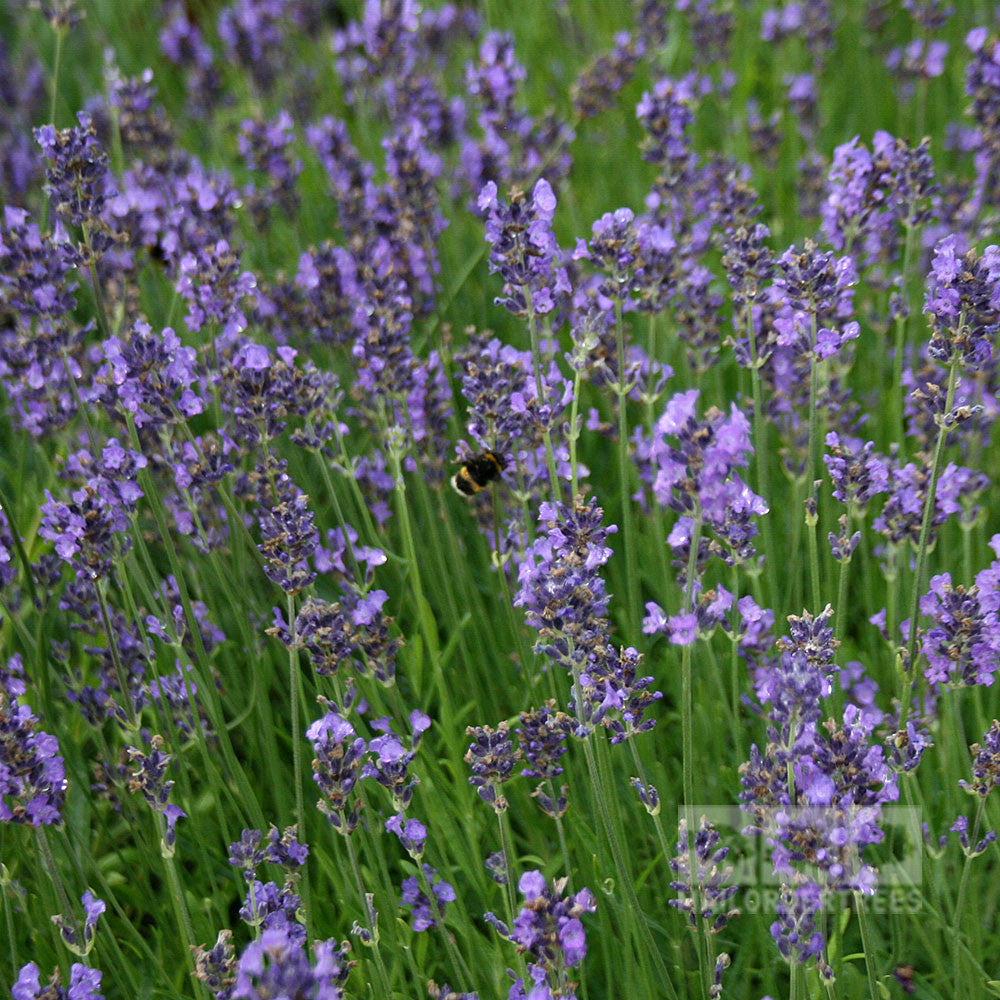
{"left": 514, "top": 496, "right": 619, "bottom": 725}
{"left": 639, "top": 390, "right": 764, "bottom": 582}
{"left": 12, "top": 963, "right": 103, "bottom": 1000}
{"left": 479, "top": 177, "right": 571, "bottom": 318}
{"left": 307, "top": 703, "right": 367, "bottom": 835}
{"left": 400, "top": 864, "right": 455, "bottom": 932}
{"left": 0, "top": 688, "right": 66, "bottom": 827}
{"left": 100, "top": 319, "right": 202, "bottom": 428}
{"left": 232, "top": 925, "right": 353, "bottom": 1000}
{"left": 465, "top": 721, "right": 521, "bottom": 813}
{"left": 919, "top": 572, "right": 1000, "bottom": 688}
{"left": 770, "top": 880, "right": 829, "bottom": 973}
{"left": 923, "top": 234, "right": 1000, "bottom": 371}
{"left": 34, "top": 112, "right": 117, "bottom": 258}
{"left": 636, "top": 77, "right": 695, "bottom": 175}
{"left": 966, "top": 29, "right": 1000, "bottom": 155}
{"left": 821, "top": 132, "right": 935, "bottom": 264}
{"left": 669, "top": 817, "right": 739, "bottom": 934}
{"left": 486, "top": 871, "right": 596, "bottom": 1000}
{"left": 126, "top": 734, "right": 186, "bottom": 853}
{"left": 959, "top": 719, "right": 1000, "bottom": 797}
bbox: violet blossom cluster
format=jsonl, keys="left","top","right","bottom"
{"left": 917, "top": 548, "right": 1000, "bottom": 688}
{"left": 486, "top": 870, "right": 595, "bottom": 1000}
{"left": 515, "top": 497, "right": 661, "bottom": 740}
{"left": 12, "top": 963, "right": 104, "bottom": 1000}
{"left": 229, "top": 825, "right": 309, "bottom": 939}
{"left": 479, "top": 177, "right": 571, "bottom": 319}
{"left": 923, "top": 233, "right": 1000, "bottom": 371}
{"left": 0, "top": 682, "right": 67, "bottom": 827}
{"left": 126, "top": 734, "right": 186, "bottom": 852}
{"left": 637, "top": 389, "right": 765, "bottom": 598}
{"left": 231, "top": 925, "right": 353, "bottom": 1000}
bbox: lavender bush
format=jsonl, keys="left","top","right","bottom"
{"left": 1, "top": 2, "right": 1000, "bottom": 999}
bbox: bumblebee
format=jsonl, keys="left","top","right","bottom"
{"left": 452, "top": 450, "right": 505, "bottom": 497}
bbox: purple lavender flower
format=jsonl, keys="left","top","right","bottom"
{"left": 668, "top": 817, "right": 739, "bottom": 932}
{"left": 486, "top": 870, "right": 595, "bottom": 1000}
{"left": 176, "top": 240, "right": 258, "bottom": 343}
{"left": 232, "top": 926, "right": 353, "bottom": 1000}
{"left": 638, "top": 390, "right": 765, "bottom": 583}
{"left": 34, "top": 113, "right": 117, "bottom": 260}
{"left": 919, "top": 572, "right": 1000, "bottom": 687}
{"left": 126, "top": 734, "right": 186, "bottom": 852}
{"left": 823, "top": 433, "right": 890, "bottom": 510}
{"left": 479, "top": 178, "right": 571, "bottom": 318}
{"left": 12, "top": 963, "right": 103, "bottom": 1000}
{"left": 160, "top": 3, "right": 220, "bottom": 116}
{"left": 100, "top": 319, "right": 202, "bottom": 428}
{"left": 307, "top": 704, "right": 367, "bottom": 835}
{"left": 722, "top": 222, "right": 774, "bottom": 310}
{"left": 959, "top": 720, "right": 1000, "bottom": 796}
{"left": 53, "top": 891, "right": 105, "bottom": 957}
{"left": 516, "top": 701, "right": 572, "bottom": 816}
{"left": 887, "top": 39, "right": 948, "bottom": 89}
{"left": 464, "top": 721, "right": 521, "bottom": 812}
{"left": 217, "top": 0, "right": 289, "bottom": 92}
{"left": 571, "top": 31, "right": 644, "bottom": 121}
{"left": 461, "top": 31, "right": 572, "bottom": 193}
{"left": 0, "top": 687, "right": 66, "bottom": 826}
{"left": 400, "top": 864, "right": 455, "bottom": 932}
{"left": 39, "top": 483, "right": 130, "bottom": 581}
{"left": 193, "top": 930, "right": 236, "bottom": 1000}
{"left": 923, "top": 234, "right": 1000, "bottom": 371}
{"left": 885, "top": 720, "right": 933, "bottom": 773}
{"left": 0, "top": 206, "right": 88, "bottom": 435}
{"left": 428, "top": 985, "right": 480, "bottom": 1000}
{"left": 295, "top": 243, "right": 359, "bottom": 347}
{"left": 385, "top": 813, "right": 427, "bottom": 858}
{"left": 822, "top": 132, "right": 935, "bottom": 266}
{"left": 514, "top": 497, "right": 631, "bottom": 732}
{"left": 239, "top": 878, "right": 304, "bottom": 939}
{"left": 636, "top": 77, "right": 695, "bottom": 177}
{"left": 291, "top": 591, "right": 399, "bottom": 685}
{"left": 363, "top": 710, "right": 430, "bottom": 812}
{"left": 874, "top": 458, "right": 987, "bottom": 549}
{"left": 257, "top": 477, "right": 318, "bottom": 595}
{"left": 770, "top": 880, "right": 827, "bottom": 969}
{"left": 107, "top": 67, "right": 174, "bottom": 163}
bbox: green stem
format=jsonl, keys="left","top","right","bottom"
{"left": 853, "top": 891, "right": 881, "bottom": 1000}
{"left": 806, "top": 310, "right": 822, "bottom": 611}
{"left": 746, "top": 307, "right": 779, "bottom": 610}
{"left": 390, "top": 449, "right": 448, "bottom": 720}
{"left": 834, "top": 552, "right": 851, "bottom": 650}
{"left": 95, "top": 578, "right": 140, "bottom": 731}
{"left": 901, "top": 353, "right": 960, "bottom": 724}
{"left": 342, "top": 827, "right": 393, "bottom": 997}
{"left": 579, "top": 733, "right": 679, "bottom": 1000}
{"left": 525, "top": 291, "right": 562, "bottom": 504}
{"left": 286, "top": 592, "right": 312, "bottom": 939}
{"left": 161, "top": 848, "right": 200, "bottom": 991}
{"left": 35, "top": 826, "right": 79, "bottom": 946}
{"left": 953, "top": 798, "right": 986, "bottom": 990}
{"left": 81, "top": 222, "right": 113, "bottom": 340}
{"left": 614, "top": 295, "right": 639, "bottom": 639}
{"left": 892, "top": 220, "right": 917, "bottom": 456}
{"left": 497, "top": 809, "right": 518, "bottom": 926}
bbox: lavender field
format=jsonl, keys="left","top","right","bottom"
{"left": 3, "top": 1, "right": 1000, "bottom": 998}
